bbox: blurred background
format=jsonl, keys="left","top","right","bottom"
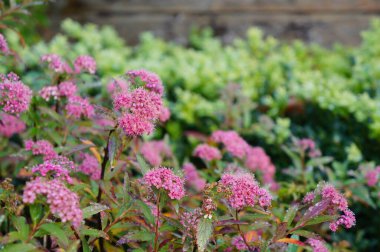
{"left": 48, "top": 0, "right": 380, "bottom": 46}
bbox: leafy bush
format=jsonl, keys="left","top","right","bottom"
{"left": 0, "top": 15, "right": 380, "bottom": 251}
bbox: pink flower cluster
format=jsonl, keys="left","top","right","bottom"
{"left": 140, "top": 140, "right": 172, "bottom": 167}
{"left": 365, "top": 167, "right": 380, "bottom": 187}
{"left": 25, "top": 139, "right": 58, "bottom": 161}
{"left": 66, "top": 95, "right": 94, "bottom": 119}
{"left": 127, "top": 69, "right": 164, "bottom": 95}
{"left": 23, "top": 178, "right": 82, "bottom": 227}
{"left": 77, "top": 153, "right": 101, "bottom": 180}
{"left": 183, "top": 162, "right": 206, "bottom": 191}
{"left": 180, "top": 208, "right": 202, "bottom": 237}
{"left": 39, "top": 86, "right": 59, "bottom": 101}
{"left": 0, "top": 113, "right": 26, "bottom": 137}
{"left": 74, "top": 55, "right": 97, "bottom": 74}
{"left": 0, "top": 73, "right": 32, "bottom": 115}
{"left": 0, "top": 33, "right": 9, "bottom": 54}
{"left": 219, "top": 172, "right": 272, "bottom": 209}
{"left": 31, "top": 157, "right": 74, "bottom": 183}
{"left": 303, "top": 183, "right": 356, "bottom": 231}
{"left": 143, "top": 167, "right": 185, "bottom": 200}
{"left": 211, "top": 130, "right": 249, "bottom": 159}
{"left": 113, "top": 70, "right": 164, "bottom": 136}
{"left": 41, "top": 54, "right": 72, "bottom": 73}
{"left": 296, "top": 138, "right": 321, "bottom": 158}
{"left": 193, "top": 144, "right": 222, "bottom": 161}
{"left": 159, "top": 106, "right": 171, "bottom": 123}
{"left": 307, "top": 238, "right": 329, "bottom": 252}
{"left": 58, "top": 81, "right": 77, "bottom": 97}
{"left": 107, "top": 78, "right": 129, "bottom": 94}
{"left": 245, "top": 147, "right": 278, "bottom": 190}
{"left": 231, "top": 236, "right": 248, "bottom": 251}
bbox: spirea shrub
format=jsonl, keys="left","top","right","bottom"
{"left": 1, "top": 16, "right": 380, "bottom": 252}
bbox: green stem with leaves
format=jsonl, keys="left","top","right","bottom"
{"left": 235, "top": 210, "right": 253, "bottom": 252}
{"left": 153, "top": 191, "right": 161, "bottom": 252}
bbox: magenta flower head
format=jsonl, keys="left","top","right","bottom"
{"left": 211, "top": 130, "right": 249, "bottom": 159}
{"left": 0, "top": 113, "right": 26, "bottom": 137}
{"left": 74, "top": 55, "right": 97, "bottom": 74}
{"left": 77, "top": 153, "right": 101, "bottom": 180}
{"left": 31, "top": 156, "right": 75, "bottom": 184}
{"left": 0, "top": 73, "right": 32, "bottom": 115}
{"left": 193, "top": 144, "right": 222, "bottom": 161}
{"left": 126, "top": 69, "right": 164, "bottom": 96}
{"left": 159, "top": 106, "right": 170, "bottom": 123}
{"left": 219, "top": 172, "right": 272, "bottom": 209}
{"left": 23, "top": 178, "right": 82, "bottom": 227}
{"left": 66, "top": 95, "right": 94, "bottom": 119}
{"left": 182, "top": 162, "right": 206, "bottom": 192}
{"left": 41, "top": 54, "right": 72, "bottom": 73}
{"left": 295, "top": 138, "right": 321, "bottom": 158}
{"left": 307, "top": 238, "right": 329, "bottom": 252}
{"left": 302, "top": 183, "right": 355, "bottom": 232}
{"left": 140, "top": 140, "right": 172, "bottom": 167}
{"left": 58, "top": 81, "right": 77, "bottom": 98}
{"left": 107, "top": 78, "right": 129, "bottom": 94}
{"left": 231, "top": 236, "right": 249, "bottom": 251}
{"left": 143, "top": 167, "right": 185, "bottom": 200}
{"left": 25, "top": 139, "right": 58, "bottom": 161}
{"left": 0, "top": 33, "right": 10, "bottom": 54}
{"left": 39, "top": 86, "right": 59, "bottom": 101}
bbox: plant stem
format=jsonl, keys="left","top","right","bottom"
{"left": 153, "top": 191, "right": 161, "bottom": 252}
{"left": 96, "top": 130, "right": 114, "bottom": 252}
{"left": 235, "top": 210, "right": 253, "bottom": 252}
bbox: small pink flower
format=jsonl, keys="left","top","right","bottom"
{"left": 107, "top": 78, "right": 129, "bottom": 94}
{"left": 140, "top": 140, "right": 172, "bottom": 167}
{"left": 0, "top": 73, "right": 32, "bottom": 115}
{"left": 66, "top": 95, "right": 94, "bottom": 119}
{"left": 39, "top": 86, "right": 59, "bottom": 101}
{"left": 296, "top": 138, "right": 321, "bottom": 158}
{"left": 77, "top": 153, "right": 101, "bottom": 180}
{"left": 0, "top": 34, "right": 10, "bottom": 54}
{"left": 193, "top": 144, "right": 221, "bottom": 161}
{"left": 365, "top": 169, "right": 379, "bottom": 187}
{"left": 25, "top": 139, "right": 58, "bottom": 161}
{"left": 118, "top": 113, "right": 154, "bottom": 136}
{"left": 41, "top": 54, "right": 72, "bottom": 73}
{"left": 74, "top": 55, "right": 96, "bottom": 74}
{"left": 159, "top": 106, "right": 170, "bottom": 122}
{"left": 231, "top": 236, "right": 248, "bottom": 251}
{"left": 144, "top": 167, "right": 185, "bottom": 200}
{"left": 211, "top": 130, "right": 249, "bottom": 159}
{"left": 127, "top": 69, "right": 164, "bottom": 96}
{"left": 0, "top": 113, "right": 26, "bottom": 137}
{"left": 307, "top": 238, "right": 328, "bottom": 252}
{"left": 58, "top": 81, "right": 77, "bottom": 98}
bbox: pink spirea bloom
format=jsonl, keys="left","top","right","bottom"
{"left": 0, "top": 34, "right": 9, "bottom": 54}
{"left": 180, "top": 208, "right": 202, "bottom": 237}
{"left": 58, "top": 81, "right": 77, "bottom": 98}
{"left": 193, "top": 144, "right": 222, "bottom": 161}
{"left": 303, "top": 183, "right": 355, "bottom": 232}
{"left": 74, "top": 55, "right": 96, "bottom": 74}
{"left": 25, "top": 139, "right": 58, "bottom": 161}
{"left": 39, "top": 86, "right": 59, "bottom": 101}
{"left": 231, "top": 236, "right": 248, "bottom": 251}
{"left": 143, "top": 167, "right": 185, "bottom": 200}
{"left": 296, "top": 138, "right": 321, "bottom": 158}
{"left": 0, "top": 113, "right": 26, "bottom": 137}
{"left": 159, "top": 106, "right": 170, "bottom": 122}
{"left": 183, "top": 162, "right": 206, "bottom": 191}
{"left": 140, "top": 140, "right": 172, "bottom": 167}
{"left": 66, "top": 95, "right": 94, "bottom": 119}
{"left": 41, "top": 54, "right": 72, "bottom": 73}
{"left": 365, "top": 169, "right": 379, "bottom": 187}
{"left": 118, "top": 113, "right": 154, "bottom": 136}
{"left": 127, "top": 69, "right": 164, "bottom": 96}
{"left": 245, "top": 147, "right": 278, "bottom": 190}
{"left": 77, "top": 153, "right": 101, "bottom": 180}
{"left": 0, "top": 73, "right": 32, "bottom": 115}
{"left": 211, "top": 130, "right": 249, "bottom": 159}
{"left": 220, "top": 172, "right": 272, "bottom": 209}
{"left": 307, "top": 238, "right": 329, "bottom": 252}
{"left": 107, "top": 78, "right": 129, "bottom": 94}
{"left": 23, "top": 178, "right": 82, "bottom": 227}
{"left": 31, "top": 156, "right": 74, "bottom": 182}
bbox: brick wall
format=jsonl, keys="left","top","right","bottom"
{"left": 50, "top": 0, "right": 380, "bottom": 46}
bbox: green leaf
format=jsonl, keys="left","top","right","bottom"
{"left": 82, "top": 203, "right": 109, "bottom": 219}
{"left": 291, "top": 230, "right": 318, "bottom": 239}
{"left": 303, "top": 215, "right": 337, "bottom": 227}
{"left": 283, "top": 204, "right": 299, "bottom": 228}
{"left": 108, "top": 131, "right": 118, "bottom": 170}
{"left": 29, "top": 204, "right": 43, "bottom": 225}
{"left": 66, "top": 240, "right": 81, "bottom": 252}
{"left": 136, "top": 200, "right": 155, "bottom": 225}
{"left": 129, "top": 231, "right": 154, "bottom": 241}
{"left": 136, "top": 154, "right": 150, "bottom": 174}
{"left": 196, "top": 218, "right": 213, "bottom": 252}
{"left": 286, "top": 235, "right": 299, "bottom": 252}
{"left": 2, "top": 243, "right": 36, "bottom": 252}
{"left": 351, "top": 185, "right": 376, "bottom": 208}
{"left": 38, "top": 223, "right": 69, "bottom": 248}
{"left": 81, "top": 228, "right": 109, "bottom": 239}
{"left": 12, "top": 216, "right": 29, "bottom": 242}
{"left": 282, "top": 146, "right": 302, "bottom": 170}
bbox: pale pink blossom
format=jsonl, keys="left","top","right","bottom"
{"left": 41, "top": 54, "right": 72, "bottom": 73}
{"left": 118, "top": 113, "right": 154, "bottom": 136}
{"left": 127, "top": 69, "right": 164, "bottom": 96}
{"left": 39, "top": 86, "right": 59, "bottom": 101}
{"left": 25, "top": 139, "right": 58, "bottom": 161}
{"left": 66, "top": 95, "right": 94, "bottom": 119}
{"left": 211, "top": 130, "right": 249, "bottom": 159}
{"left": 140, "top": 140, "right": 172, "bottom": 167}
{"left": 77, "top": 153, "right": 101, "bottom": 180}
{"left": 193, "top": 144, "right": 222, "bottom": 161}
{"left": 0, "top": 34, "right": 10, "bottom": 54}
{"left": 183, "top": 162, "right": 206, "bottom": 191}
{"left": 159, "top": 106, "right": 170, "bottom": 122}
{"left": 58, "top": 81, "right": 77, "bottom": 98}
{"left": 74, "top": 55, "right": 96, "bottom": 74}
{"left": 307, "top": 238, "right": 329, "bottom": 252}
{"left": 0, "top": 113, "right": 26, "bottom": 137}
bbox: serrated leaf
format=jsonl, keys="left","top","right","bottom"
{"left": 39, "top": 223, "right": 69, "bottom": 248}
{"left": 82, "top": 203, "right": 109, "bottom": 219}
{"left": 291, "top": 230, "right": 318, "bottom": 239}
{"left": 196, "top": 218, "right": 213, "bottom": 252}
{"left": 136, "top": 200, "right": 155, "bottom": 224}
{"left": 136, "top": 154, "right": 150, "bottom": 174}
{"left": 29, "top": 204, "right": 43, "bottom": 225}
{"left": 283, "top": 204, "right": 299, "bottom": 228}
{"left": 81, "top": 228, "right": 109, "bottom": 239}
{"left": 12, "top": 216, "right": 29, "bottom": 242}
